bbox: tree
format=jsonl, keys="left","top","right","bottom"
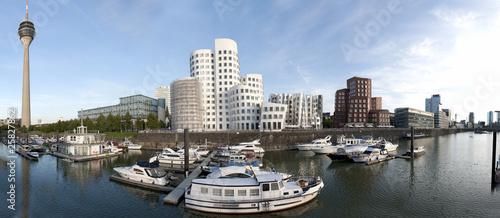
{"left": 146, "top": 113, "right": 159, "bottom": 130}
{"left": 124, "top": 111, "right": 133, "bottom": 131}
{"left": 159, "top": 120, "right": 166, "bottom": 129}
{"left": 322, "top": 118, "right": 333, "bottom": 128}
{"left": 106, "top": 113, "right": 115, "bottom": 131}
{"left": 97, "top": 114, "right": 107, "bottom": 131}
{"left": 165, "top": 106, "right": 171, "bottom": 128}
{"left": 84, "top": 117, "right": 95, "bottom": 130}
{"left": 136, "top": 118, "right": 145, "bottom": 130}
{"left": 113, "top": 114, "right": 122, "bottom": 131}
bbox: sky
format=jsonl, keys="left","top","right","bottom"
{"left": 1, "top": 0, "right": 500, "bottom": 124}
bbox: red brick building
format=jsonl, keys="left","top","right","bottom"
{"left": 333, "top": 76, "right": 387, "bottom": 127}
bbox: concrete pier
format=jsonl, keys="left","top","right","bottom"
{"left": 163, "top": 151, "right": 215, "bottom": 205}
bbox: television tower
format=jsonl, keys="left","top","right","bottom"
{"left": 18, "top": 1, "right": 36, "bottom": 127}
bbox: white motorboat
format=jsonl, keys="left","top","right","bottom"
{"left": 401, "top": 146, "right": 425, "bottom": 157}
{"left": 121, "top": 138, "right": 142, "bottom": 150}
{"left": 185, "top": 166, "right": 324, "bottom": 214}
{"left": 177, "top": 145, "right": 210, "bottom": 156}
{"left": 113, "top": 161, "right": 170, "bottom": 185}
{"left": 310, "top": 135, "right": 362, "bottom": 154}
{"left": 352, "top": 147, "right": 390, "bottom": 163}
{"left": 152, "top": 147, "right": 199, "bottom": 164}
{"left": 19, "top": 144, "right": 32, "bottom": 153}
{"left": 297, "top": 135, "right": 332, "bottom": 151}
{"left": 27, "top": 151, "right": 39, "bottom": 158}
{"left": 224, "top": 139, "right": 265, "bottom": 154}
{"left": 374, "top": 139, "right": 398, "bottom": 152}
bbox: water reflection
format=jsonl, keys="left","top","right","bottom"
{"left": 21, "top": 158, "right": 30, "bottom": 218}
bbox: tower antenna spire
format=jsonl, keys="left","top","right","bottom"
{"left": 25, "top": 1, "right": 28, "bottom": 21}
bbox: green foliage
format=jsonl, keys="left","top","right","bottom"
{"left": 322, "top": 117, "right": 333, "bottom": 128}
{"left": 124, "top": 111, "right": 133, "bottom": 130}
{"left": 112, "top": 114, "right": 122, "bottom": 132}
{"left": 97, "top": 114, "right": 107, "bottom": 131}
{"left": 136, "top": 118, "right": 145, "bottom": 130}
{"left": 159, "top": 120, "right": 166, "bottom": 129}
{"left": 146, "top": 113, "right": 159, "bottom": 129}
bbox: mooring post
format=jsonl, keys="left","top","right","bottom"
{"left": 184, "top": 129, "right": 189, "bottom": 178}
{"left": 410, "top": 127, "right": 414, "bottom": 159}
{"left": 56, "top": 130, "right": 59, "bottom": 143}
{"left": 492, "top": 132, "right": 497, "bottom": 185}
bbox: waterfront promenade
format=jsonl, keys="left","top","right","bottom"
{"left": 136, "top": 128, "right": 473, "bottom": 150}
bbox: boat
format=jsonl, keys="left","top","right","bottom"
{"left": 310, "top": 135, "right": 360, "bottom": 154}
{"left": 326, "top": 138, "right": 374, "bottom": 162}
{"left": 27, "top": 151, "right": 39, "bottom": 158}
{"left": 297, "top": 135, "right": 332, "bottom": 151}
{"left": 19, "top": 144, "right": 32, "bottom": 153}
{"left": 30, "top": 144, "right": 45, "bottom": 152}
{"left": 121, "top": 137, "right": 142, "bottom": 150}
{"left": 400, "top": 146, "right": 425, "bottom": 157}
{"left": 151, "top": 147, "right": 199, "bottom": 164}
{"left": 373, "top": 139, "right": 398, "bottom": 152}
{"left": 185, "top": 166, "right": 324, "bottom": 214}
{"left": 177, "top": 145, "right": 210, "bottom": 156}
{"left": 402, "top": 133, "right": 428, "bottom": 139}
{"left": 113, "top": 161, "right": 170, "bottom": 186}
{"left": 351, "top": 147, "right": 391, "bottom": 163}
{"left": 224, "top": 139, "right": 265, "bottom": 154}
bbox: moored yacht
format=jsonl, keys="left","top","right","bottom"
{"left": 121, "top": 137, "right": 142, "bottom": 150}
{"left": 185, "top": 166, "right": 324, "bottom": 214}
{"left": 297, "top": 135, "right": 332, "bottom": 151}
{"left": 400, "top": 145, "right": 425, "bottom": 157}
{"left": 352, "top": 147, "right": 390, "bottom": 163}
{"left": 224, "top": 139, "right": 265, "bottom": 154}
{"left": 152, "top": 147, "right": 199, "bottom": 164}
{"left": 374, "top": 139, "right": 398, "bottom": 152}
{"left": 310, "top": 135, "right": 361, "bottom": 154}
{"left": 113, "top": 161, "right": 170, "bottom": 185}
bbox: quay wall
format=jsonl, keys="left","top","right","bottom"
{"left": 136, "top": 128, "right": 472, "bottom": 150}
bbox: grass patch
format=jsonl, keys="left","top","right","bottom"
{"left": 103, "top": 132, "right": 138, "bottom": 138}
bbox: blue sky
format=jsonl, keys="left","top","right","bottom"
{"left": 1, "top": 0, "right": 499, "bottom": 124}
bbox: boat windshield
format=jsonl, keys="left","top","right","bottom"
{"left": 145, "top": 168, "right": 167, "bottom": 178}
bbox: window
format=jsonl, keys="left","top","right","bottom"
{"left": 238, "top": 190, "right": 246, "bottom": 196}
{"left": 201, "top": 187, "right": 208, "bottom": 194}
{"left": 271, "top": 182, "right": 279, "bottom": 190}
{"left": 263, "top": 183, "right": 270, "bottom": 191}
{"left": 213, "top": 189, "right": 222, "bottom": 196}
{"left": 250, "top": 189, "right": 259, "bottom": 196}
{"left": 225, "top": 189, "right": 234, "bottom": 196}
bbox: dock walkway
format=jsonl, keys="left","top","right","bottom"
{"left": 163, "top": 151, "right": 216, "bottom": 205}
{"left": 15, "top": 150, "right": 38, "bottom": 161}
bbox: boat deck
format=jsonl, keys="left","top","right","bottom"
{"left": 365, "top": 156, "right": 395, "bottom": 165}
{"left": 163, "top": 151, "right": 215, "bottom": 205}
{"left": 109, "top": 175, "right": 175, "bottom": 192}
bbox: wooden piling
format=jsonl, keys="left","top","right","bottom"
{"left": 184, "top": 129, "right": 189, "bottom": 178}
{"left": 411, "top": 127, "right": 414, "bottom": 159}
{"left": 492, "top": 132, "right": 497, "bottom": 185}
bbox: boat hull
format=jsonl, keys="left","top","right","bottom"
{"left": 128, "top": 145, "right": 142, "bottom": 150}
{"left": 185, "top": 184, "right": 322, "bottom": 214}
{"left": 352, "top": 154, "right": 390, "bottom": 163}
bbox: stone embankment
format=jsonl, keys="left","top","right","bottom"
{"left": 136, "top": 128, "right": 472, "bottom": 150}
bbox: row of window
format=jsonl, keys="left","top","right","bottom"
{"left": 191, "top": 53, "right": 214, "bottom": 60}
{"left": 262, "top": 114, "right": 284, "bottom": 119}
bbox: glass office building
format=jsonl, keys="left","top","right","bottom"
{"left": 78, "top": 94, "right": 159, "bottom": 120}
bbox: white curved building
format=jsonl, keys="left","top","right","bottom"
{"left": 228, "top": 74, "right": 264, "bottom": 130}
{"left": 170, "top": 77, "right": 204, "bottom": 131}
{"left": 260, "top": 102, "right": 287, "bottom": 131}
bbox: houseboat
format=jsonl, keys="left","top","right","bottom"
{"left": 185, "top": 166, "right": 324, "bottom": 214}
{"left": 54, "top": 124, "right": 108, "bottom": 156}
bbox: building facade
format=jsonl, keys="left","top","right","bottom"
{"left": 434, "top": 110, "right": 449, "bottom": 128}
{"left": 333, "top": 76, "right": 386, "bottom": 127}
{"left": 79, "top": 95, "right": 160, "bottom": 121}
{"left": 425, "top": 94, "right": 441, "bottom": 113}
{"left": 155, "top": 86, "right": 171, "bottom": 111}
{"left": 269, "top": 93, "right": 323, "bottom": 129}
{"left": 394, "top": 107, "right": 434, "bottom": 128}
{"left": 228, "top": 74, "right": 264, "bottom": 131}
{"left": 260, "top": 102, "right": 287, "bottom": 131}
{"left": 368, "top": 109, "right": 390, "bottom": 126}
{"left": 170, "top": 77, "right": 204, "bottom": 131}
